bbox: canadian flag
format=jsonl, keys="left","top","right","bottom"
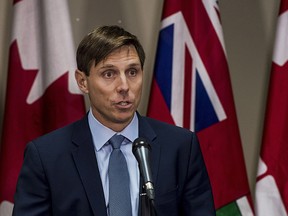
{"left": 255, "top": 0, "right": 288, "bottom": 215}
{"left": 0, "top": 0, "right": 86, "bottom": 215}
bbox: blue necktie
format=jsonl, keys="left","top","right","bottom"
{"left": 108, "top": 134, "right": 132, "bottom": 216}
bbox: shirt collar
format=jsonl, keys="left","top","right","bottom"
{"left": 88, "top": 109, "right": 139, "bottom": 151}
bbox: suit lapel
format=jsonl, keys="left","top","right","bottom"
{"left": 138, "top": 115, "right": 161, "bottom": 216}
{"left": 138, "top": 114, "right": 161, "bottom": 194}
{"left": 71, "top": 116, "right": 107, "bottom": 216}
{"left": 138, "top": 115, "right": 161, "bottom": 185}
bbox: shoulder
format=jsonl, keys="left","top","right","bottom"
{"left": 29, "top": 116, "right": 88, "bottom": 151}
{"left": 34, "top": 120, "right": 79, "bottom": 142}
{"left": 141, "top": 116, "right": 192, "bottom": 135}
{"left": 139, "top": 115, "right": 197, "bottom": 146}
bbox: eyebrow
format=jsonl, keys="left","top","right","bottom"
{"left": 127, "top": 63, "right": 141, "bottom": 67}
{"left": 99, "top": 63, "right": 141, "bottom": 69}
{"left": 98, "top": 64, "right": 115, "bottom": 69}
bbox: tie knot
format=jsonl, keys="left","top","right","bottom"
{"left": 109, "top": 134, "right": 125, "bottom": 149}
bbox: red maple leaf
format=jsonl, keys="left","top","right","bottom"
{"left": 0, "top": 41, "right": 86, "bottom": 202}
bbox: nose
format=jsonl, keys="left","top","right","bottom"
{"left": 117, "top": 73, "right": 129, "bottom": 93}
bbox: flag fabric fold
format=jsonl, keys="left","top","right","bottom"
{"left": 147, "top": 0, "right": 253, "bottom": 214}
{"left": 0, "top": 0, "right": 86, "bottom": 214}
{"left": 255, "top": 0, "right": 288, "bottom": 215}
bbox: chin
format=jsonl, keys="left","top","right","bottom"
{"left": 114, "top": 113, "right": 134, "bottom": 124}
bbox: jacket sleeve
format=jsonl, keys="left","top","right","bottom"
{"left": 181, "top": 133, "right": 216, "bottom": 216}
{"left": 13, "top": 142, "right": 52, "bottom": 216}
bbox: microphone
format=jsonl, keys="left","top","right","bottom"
{"left": 132, "top": 137, "right": 155, "bottom": 201}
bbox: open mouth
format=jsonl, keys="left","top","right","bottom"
{"left": 118, "top": 101, "right": 129, "bottom": 106}
{"left": 115, "top": 101, "right": 132, "bottom": 109}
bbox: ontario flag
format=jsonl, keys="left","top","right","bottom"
{"left": 0, "top": 0, "right": 85, "bottom": 215}
{"left": 147, "top": 0, "right": 254, "bottom": 214}
{"left": 255, "top": 0, "right": 288, "bottom": 215}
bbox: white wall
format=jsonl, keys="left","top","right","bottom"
{"left": 0, "top": 0, "right": 281, "bottom": 198}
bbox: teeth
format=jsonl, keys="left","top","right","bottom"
{"left": 119, "top": 101, "right": 128, "bottom": 105}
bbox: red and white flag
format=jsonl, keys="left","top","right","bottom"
{"left": 0, "top": 0, "right": 85, "bottom": 214}
{"left": 255, "top": 0, "right": 288, "bottom": 215}
{"left": 147, "top": 0, "right": 253, "bottom": 214}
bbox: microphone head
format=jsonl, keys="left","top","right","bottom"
{"left": 132, "top": 137, "right": 151, "bottom": 154}
{"left": 132, "top": 137, "right": 155, "bottom": 200}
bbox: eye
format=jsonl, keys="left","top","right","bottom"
{"left": 102, "top": 70, "right": 115, "bottom": 79}
{"left": 127, "top": 68, "right": 138, "bottom": 77}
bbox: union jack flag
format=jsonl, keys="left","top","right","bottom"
{"left": 148, "top": 0, "right": 253, "bottom": 214}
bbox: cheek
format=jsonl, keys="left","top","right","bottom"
{"left": 89, "top": 91, "right": 111, "bottom": 113}
{"left": 135, "top": 80, "right": 143, "bottom": 95}
{"left": 88, "top": 80, "right": 107, "bottom": 95}
{"left": 91, "top": 89, "right": 108, "bottom": 103}
{"left": 131, "top": 77, "right": 143, "bottom": 90}
{"left": 88, "top": 84, "right": 107, "bottom": 103}
{"left": 132, "top": 83, "right": 143, "bottom": 105}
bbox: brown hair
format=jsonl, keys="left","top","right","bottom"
{"left": 76, "top": 25, "right": 146, "bottom": 76}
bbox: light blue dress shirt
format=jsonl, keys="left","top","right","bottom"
{"left": 88, "top": 110, "right": 140, "bottom": 216}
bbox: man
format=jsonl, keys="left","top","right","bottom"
{"left": 13, "top": 25, "right": 215, "bottom": 216}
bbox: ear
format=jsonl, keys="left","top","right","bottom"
{"left": 75, "top": 69, "right": 89, "bottom": 94}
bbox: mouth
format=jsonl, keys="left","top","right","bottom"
{"left": 114, "top": 101, "right": 132, "bottom": 109}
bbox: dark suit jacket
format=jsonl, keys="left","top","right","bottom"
{"left": 13, "top": 113, "right": 215, "bottom": 216}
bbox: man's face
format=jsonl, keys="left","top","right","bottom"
{"left": 76, "top": 45, "right": 143, "bottom": 132}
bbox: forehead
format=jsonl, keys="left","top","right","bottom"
{"left": 91, "top": 45, "right": 141, "bottom": 71}
{"left": 105, "top": 45, "right": 139, "bottom": 61}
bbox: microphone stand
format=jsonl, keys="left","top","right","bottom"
{"left": 140, "top": 185, "right": 157, "bottom": 216}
